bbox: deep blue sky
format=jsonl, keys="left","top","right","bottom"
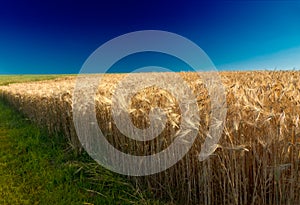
{"left": 0, "top": 0, "right": 300, "bottom": 74}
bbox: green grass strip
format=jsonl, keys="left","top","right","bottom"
{"left": 0, "top": 100, "right": 159, "bottom": 205}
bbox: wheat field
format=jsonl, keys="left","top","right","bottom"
{"left": 0, "top": 71, "right": 299, "bottom": 205}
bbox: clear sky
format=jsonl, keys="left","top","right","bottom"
{"left": 0, "top": 0, "right": 300, "bottom": 74}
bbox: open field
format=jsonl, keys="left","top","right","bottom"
{"left": 0, "top": 71, "right": 300, "bottom": 204}
{"left": 0, "top": 74, "right": 74, "bottom": 86}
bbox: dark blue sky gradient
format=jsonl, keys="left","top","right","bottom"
{"left": 0, "top": 0, "right": 300, "bottom": 74}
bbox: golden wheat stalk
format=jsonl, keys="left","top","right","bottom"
{"left": 0, "top": 71, "right": 299, "bottom": 205}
